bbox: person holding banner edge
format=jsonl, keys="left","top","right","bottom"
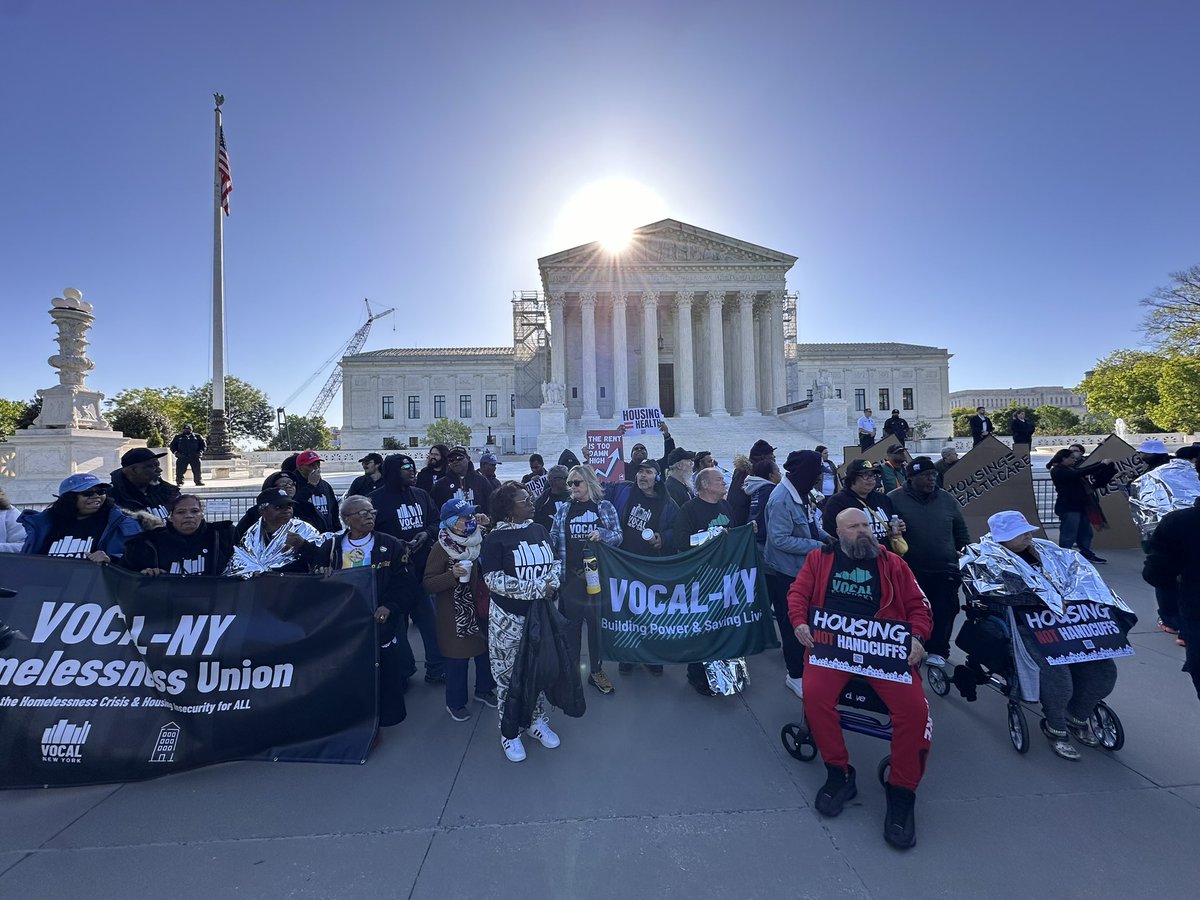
{"left": 789, "top": 507, "right": 932, "bottom": 850}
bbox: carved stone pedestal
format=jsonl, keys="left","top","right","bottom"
{"left": 0, "top": 428, "right": 143, "bottom": 507}
{"left": 536, "top": 404, "right": 569, "bottom": 458}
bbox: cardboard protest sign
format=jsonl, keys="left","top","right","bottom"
{"left": 620, "top": 406, "right": 663, "bottom": 436}
{"left": 838, "top": 439, "right": 891, "bottom": 479}
{"left": 1084, "top": 434, "right": 1145, "bottom": 551}
{"left": 1021, "top": 600, "right": 1134, "bottom": 666}
{"left": 942, "top": 435, "right": 1043, "bottom": 541}
{"left": 585, "top": 429, "right": 624, "bottom": 483}
{"left": 806, "top": 609, "right": 913, "bottom": 684}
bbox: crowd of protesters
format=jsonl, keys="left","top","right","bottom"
{"left": 1, "top": 422, "right": 1197, "bottom": 852}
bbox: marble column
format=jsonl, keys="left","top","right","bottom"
{"left": 706, "top": 290, "right": 728, "bottom": 416}
{"left": 755, "top": 301, "right": 772, "bottom": 413}
{"left": 549, "top": 293, "right": 566, "bottom": 387}
{"left": 674, "top": 291, "right": 697, "bottom": 416}
{"left": 580, "top": 291, "right": 599, "bottom": 418}
{"left": 611, "top": 292, "right": 629, "bottom": 415}
{"left": 737, "top": 290, "right": 760, "bottom": 415}
{"left": 642, "top": 291, "right": 660, "bottom": 408}
{"left": 769, "top": 290, "right": 786, "bottom": 411}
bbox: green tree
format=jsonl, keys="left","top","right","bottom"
{"left": 16, "top": 397, "right": 41, "bottom": 430}
{"left": 950, "top": 407, "right": 976, "bottom": 438}
{"left": 1077, "top": 350, "right": 1165, "bottom": 424}
{"left": 0, "top": 398, "right": 27, "bottom": 440}
{"left": 381, "top": 436, "right": 402, "bottom": 451}
{"left": 426, "top": 417, "right": 471, "bottom": 447}
{"left": 1079, "top": 411, "right": 1116, "bottom": 434}
{"left": 107, "top": 386, "right": 188, "bottom": 433}
{"left": 1032, "top": 405, "right": 1081, "bottom": 434}
{"left": 181, "top": 377, "right": 275, "bottom": 444}
{"left": 1141, "top": 264, "right": 1200, "bottom": 353}
{"left": 1148, "top": 355, "right": 1200, "bottom": 431}
{"left": 108, "top": 404, "right": 175, "bottom": 442}
{"left": 268, "top": 414, "right": 333, "bottom": 451}
{"left": 988, "top": 403, "right": 1038, "bottom": 437}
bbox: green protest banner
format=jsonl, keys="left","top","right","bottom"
{"left": 596, "top": 525, "right": 779, "bottom": 665}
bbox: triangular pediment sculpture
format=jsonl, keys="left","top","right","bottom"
{"left": 538, "top": 219, "right": 798, "bottom": 269}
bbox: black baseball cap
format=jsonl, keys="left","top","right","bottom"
{"left": 359, "top": 453, "right": 383, "bottom": 466}
{"left": 906, "top": 456, "right": 937, "bottom": 477}
{"left": 256, "top": 488, "right": 295, "bottom": 507}
{"left": 636, "top": 459, "right": 660, "bottom": 475}
{"left": 447, "top": 446, "right": 469, "bottom": 461}
{"left": 121, "top": 448, "right": 167, "bottom": 467}
{"left": 846, "top": 459, "right": 881, "bottom": 479}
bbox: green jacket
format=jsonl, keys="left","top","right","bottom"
{"left": 887, "top": 485, "right": 970, "bottom": 574}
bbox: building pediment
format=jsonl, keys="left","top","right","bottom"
{"left": 538, "top": 219, "right": 797, "bottom": 270}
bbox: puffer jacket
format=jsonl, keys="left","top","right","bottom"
{"left": 19, "top": 503, "right": 142, "bottom": 559}
{"left": 500, "top": 593, "right": 586, "bottom": 739}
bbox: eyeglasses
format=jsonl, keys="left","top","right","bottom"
{"left": 567, "top": 479, "right": 584, "bottom": 486}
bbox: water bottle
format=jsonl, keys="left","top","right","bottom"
{"left": 584, "top": 549, "right": 601, "bottom": 595}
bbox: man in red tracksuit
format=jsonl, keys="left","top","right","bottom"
{"left": 788, "top": 506, "right": 933, "bottom": 850}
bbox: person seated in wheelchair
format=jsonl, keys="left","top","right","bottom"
{"left": 959, "top": 511, "right": 1135, "bottom": 761}
{"left": 788, "top": 507, "right": 932, "bottom": 850}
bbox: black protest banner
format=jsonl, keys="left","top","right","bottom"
{"left": 0, "top": 555, "right": 377, "bottom": 788}
{"left": 806, "top": 608, "right": 913, "bottom": 684}
{"left": 1084, "top": 434, "right": 1145, "bottom": 551}
{"left": 597, "top": 526, "right": 777, "bottom": 665}
{"left": 1021, "top": 600, "right": 1134, "bottom": 666}
{"left": 942, "top": 435, "right": 1043, "bottom": 541}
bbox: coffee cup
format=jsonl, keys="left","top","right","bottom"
{"left": 458, "top": 559, "right": 473, "bottom": 583}
{"left": 641, "top": 528, "right": 655, "bottom": 542}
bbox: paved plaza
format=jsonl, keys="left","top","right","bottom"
{"left": 2, "top": 549, "right": 1198, "bottom": 899}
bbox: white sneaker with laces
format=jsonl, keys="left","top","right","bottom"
{"left": 501, "top": 736, "right": 526, "bottom": 762}
{"left": 528, "top": 717, "right": 561, "bottom": 749}
{"left": 926, "top": 654, "right": 947, "bottom": 668}
{"left": 784, "top": 675, "right": 804, "bottom": 700}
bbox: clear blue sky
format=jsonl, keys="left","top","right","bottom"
{"left": 4, "top": 0, "right": 1198, "bottom": 427}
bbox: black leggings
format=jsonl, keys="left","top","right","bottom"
{"left": 767, "top": 571, "right": 805, "bottom": 678}
{"left": 559, "top": 576, "right": 602, "bottom": 674}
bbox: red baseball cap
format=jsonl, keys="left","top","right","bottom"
{"left": 295, "top": 450, "right": 322, "bottom": 467}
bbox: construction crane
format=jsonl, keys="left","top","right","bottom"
{"left": 279, "top": 299, "right": 396, "bottom": 419}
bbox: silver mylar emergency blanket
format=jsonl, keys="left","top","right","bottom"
{"left": 959, "top": 535, "right": 1130, "bottom": 616}
{"left": 1128, "top": 458, "right": 1200, "bottom": 538}
{"left": 226, "top": 518, "right": 323, "bottom": 578}
{"left": 704, "top": 658, "right": 749, "bottom": 696}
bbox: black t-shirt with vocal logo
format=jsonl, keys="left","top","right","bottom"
{"left": 823, "top": 548, "right": 881, "bottom": 619}
{"left": 565, "top": 501, "right": 600, "bottom": 571}
{"left": 479, "top": 523, "right": 556, "bottom": 616}
{"left": 42, "top": 514, "right": 108, "bottom": 558}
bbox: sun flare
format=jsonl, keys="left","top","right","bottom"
{"left": 551, "top": 178, "right": 669, "bottom": 253}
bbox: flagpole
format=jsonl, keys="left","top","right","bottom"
{"left": 207, "top": 92, "right": 233, "bottom": 459}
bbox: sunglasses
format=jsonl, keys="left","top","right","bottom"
{"left": 567, "top": 479, "right": 584, "bottom": 486}
{"left": 400, "top": 463, "right": 415, "bottom": 470}
{"left": 78, "top": 488, "right": 107, "bottom": 497}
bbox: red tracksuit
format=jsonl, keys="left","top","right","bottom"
{"left": 788, "top": 547, "right": 934, "bottom": 791}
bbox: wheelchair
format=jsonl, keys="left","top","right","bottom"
{"left": 935, "top": 587, "right": 1124, "bottom": 755}
{"left": 780, "top": 676, "right": 897, "bottom": 787}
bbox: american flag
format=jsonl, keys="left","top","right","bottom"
{"left": 218, "top": 126, "right": 232, "bottom": 216}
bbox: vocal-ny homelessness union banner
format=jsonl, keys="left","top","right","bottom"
{"left": 597, "top": 526, "right": 778, "bottom": 665}
{"left": 0, "top": 556, "right": 378, "bottom": 789}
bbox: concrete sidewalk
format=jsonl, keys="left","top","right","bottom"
{"left": 2, "top": 550, "right": 1197, "bottom": 899}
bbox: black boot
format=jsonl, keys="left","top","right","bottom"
{"left": 814, "top": 763, "right": 857, "bottom": 817}
{"left": 884, "top": 783, "right": 917, "bottom": 849}
{"left": 952, "top": 665, "right": 978, "bottom": 702}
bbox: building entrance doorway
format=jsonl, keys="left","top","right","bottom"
{"left": 658, "top": 364, "right": 675, "bottom": 417}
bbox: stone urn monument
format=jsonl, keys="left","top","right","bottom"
{"left": 0, "top": 289, "right": 144, "bottom": 506}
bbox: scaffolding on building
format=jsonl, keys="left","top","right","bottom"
{"left": 511, "top": 290, "right": 549, "bottom": 410}
{"left": 783, "top": 291, "right": 800, "bottom": 403}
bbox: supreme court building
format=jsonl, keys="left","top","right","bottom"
{"left": 338, "top": 219, "right": 951, "bottom": 451}
{"left": 539, "top": 219, "right": 795, "bottom": 420}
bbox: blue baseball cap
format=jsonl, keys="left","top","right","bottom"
{"left": 57, "top": 473, "right": 107, "bottom": 496}
{"left": 439, "top": 497, "right": 476, "bottom": 524}
{"left": 479, "top": 451, "right": 499, "bottom": 465}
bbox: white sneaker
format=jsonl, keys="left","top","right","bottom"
{"left": 501, "top": 736, "right": 526, "bottom": 762}
{"left": 785, "top": 675, "right": 804, "bottom": 699}
{"left": 926, "top": 654, "right": 947, "bottom": 668}
{"left": 528, "top": 717, "right": 561, "bottom": 749}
